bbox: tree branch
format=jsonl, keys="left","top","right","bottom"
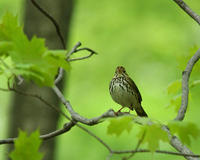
{"left": 122, "top": 131, "right": 146, "bottom": 160}
{"left": 54, "top": 41, "right": 97, "bottom": 85}
{"left": 66, "top": 43, "right": 97, "bottom": 62}
{"left": 170, "top": 1, "right": 200, "bottom": 159}
{"left": 30, "top": 0, "right": 66, "bottom": 49}
{"left": 175, "top": 49, "right": 200, "bottom": 121}
{"left": 173, "top": 0, "right": 200, "bottom": 25}
{"left": 112, "top": 149, "right": 200, "bottom": 157}
{"left": 0, "top": 121, "right": 76, "bottom": 145}
{"left": 163, "top": 125, "right": 199, "bottom": 160}
{"left": 76, "top": 124, "right": 112, "bottom": 152}
{"left": 53, "top": 85, "right": 117, "bottom": 125}
{"left": 7, "top": 83, "right": 69, "bottom": 120}
{"left": 1, "top": 81, "right": 200, "bottom": 160}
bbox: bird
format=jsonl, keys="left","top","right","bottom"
{"left": 109, "top": 66, "right": 148, "bottom": 117}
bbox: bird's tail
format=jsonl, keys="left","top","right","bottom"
{"left": 135, "top": 105, "right": 148, "bottom": 117}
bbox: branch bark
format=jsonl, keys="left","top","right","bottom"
{"left": 173, "top": 0, "right": 200, "bottom": 25}
{"left": 0, "top": 121, "right": 75, "bottom": 145}
{"left": 175, "top": 49, "right": 200, "bottom": 120}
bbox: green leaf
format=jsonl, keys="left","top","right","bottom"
{"left": 0, "top": 13, "right": 70, "bottom": 86}
{"left": 138, "top": 124, "right": 169, "bottom": 152}
{"left": 167, "top": 80, "right": 181, "bottom": 95}
{"left": 168, "top": 121, "right": 200, "bottom": 146}
{"left": 0, "top": 41, "right": 13, "bottom": 56}
{"left": 107, "top": 116, "right": 133, "bottom": 136}
{"left": 168, "top": 94, "right": 182, "bottom": 112}
{"left": 9, "top": 130, "right": 43, "bottom": 160}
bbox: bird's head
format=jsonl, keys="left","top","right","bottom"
{"left": 115, "top": 66, "right": 128, "bottom": 77}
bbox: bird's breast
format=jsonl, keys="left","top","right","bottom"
{"left": 109, "top": 80, "right": 138, "bottom": 108}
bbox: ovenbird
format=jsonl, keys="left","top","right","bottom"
{"left": 109, "top": 66, "right": 148, "bottom": 117}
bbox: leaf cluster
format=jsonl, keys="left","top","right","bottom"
{"left": 107, "top": 115, "right": 200, "bottom": 152}
{"left": 0, "top": 13, "right": 69, "bottom": 86}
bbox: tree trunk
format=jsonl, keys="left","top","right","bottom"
{"left": 7, "top": 0, "right": 74, "bottom": 160}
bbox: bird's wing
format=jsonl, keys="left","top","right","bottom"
{"left": 127, "top": 77, "right": 142, "bottom": 103}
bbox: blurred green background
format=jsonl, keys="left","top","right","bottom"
{"left": 0, "top": 0, "right": 200, "bottom": 160}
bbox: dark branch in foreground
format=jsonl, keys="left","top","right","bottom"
{"left": 30, "top": 0, "right": 66, "bottom": 49}
{"left": 173, "top": 0, "right": 200, "bottom": 25}
{"left": 175, "top": 49, "right": 200, "bottom": 121}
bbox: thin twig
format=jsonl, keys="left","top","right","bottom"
{"left": 7, "top": 82, "right": 69, "bottom": 120}
{"left": 54, "top": 42, "right": 97, "bottom": 84}
{"left": 54, "top": 42, "right": 82, "bottom": 84}
{"left": 66, "top": 45, "right": 97, "bottom": 62}
{"left": 173, "top": 0, "right": 200, "bottom": 25}
{"left": 123, "top": 131, "right": 146, "bottom": 160}
{"left": 68, "top": 51, "right": 97, "bottom": 62}
{"left": 54, "top": 68, "right": 65, "bottom": 85}
{"left": 112, "top": 149, "right": 200, "bottom": 157}
{"left": 76, "top": 124, "right": 112, "bottom": 152}
{"left": 175, "top": 49, "right": 200, "bottom": 121}
{"left": 30, "top": 0, "right": 66, "bottom": 49}
{"left": 66, "top": 41, "right": 82, "bottom": 58}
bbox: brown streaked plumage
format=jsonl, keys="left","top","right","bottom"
{"left": 109, "top": 66, "right": 148, "bottom": 117}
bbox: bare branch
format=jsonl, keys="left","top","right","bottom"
{"left": 112, "top": 149, "right": 200, "bottom": 157}
{"left": 68, "top": 51, "right": 97, "bottom": 62}
{"left": 53, "top": 85, "right": 117, "bottom": 125}
{"left": 30, "top": 0, "right": 66, "bottom": 49}
{"left": 40, "top": 121, "right": 76, "bottom": 140}
{"left": 175, "top": 49, "right": 200, "bottom": 121}
{"left": 173, "top": 0, "right": 200, "bottom": 25}
{"left": 162, "top": 125, "right": 199, "bottom": 160}
{"left": 55, "top": 42, "right": 97, "bottom": 84}
{"left": 54, "top": 68, "right": 65, "bottom": 85}
{"left": 54, "top": 42, "right": 82, "bottom": 84}
{"left": 66, "top": 43, "right": 97, "bottom": 62}
{"left": 77, "top": 124, "right": 112, "bottom": 152}
{"left": 0, "top": 121, "right": 75, "bottom": 145}
{"left": 66, "top": 41, "right": 82, "bottom": 58}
